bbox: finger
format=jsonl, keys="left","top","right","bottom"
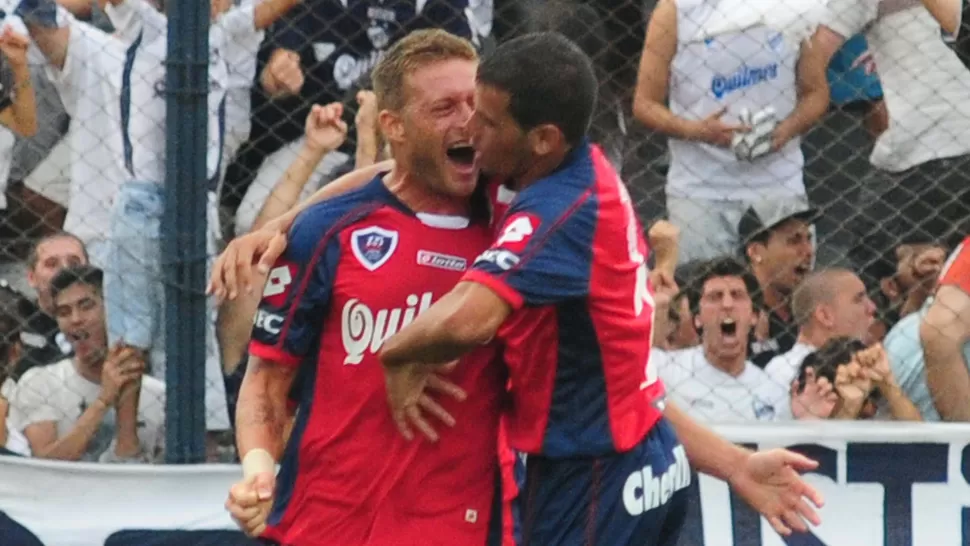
{"left": 796, "top": 496, "right": 823, "bottom": 525}
{"left": 227, "top": 502, "right": 262, "bottom": 522}
{"left": 437, "top": 360, "right": 459, "bottom": 374}
{"left": 768, "top": 515, "right": 792, "bottom": 536}
{"left": 799, "top": 478, "right": 825, "bottom": 509}
{"left": 780, "top": 450, "right": 819, "bottom": 471}
{"left": 222, "top": 246, "right": 240, "bottom": 301}
{"left": 259, "top": 232, "right": 288, "bottom": 274}
{"left": 253, "top": 473, "right": 275, "bottom": 500}
{"left": 248, "top": 522, "right": 267, "bottom": 538}
{"left": 237, "top": 246, "right": 258, "bottom": 298}
{"left": 229, "top": 480, "right": 259, "bottom": 505}
{"left": 418, "top": 394, "right": 456, "bottom": 427}
{"left": 708, "top": 106, "right": 727, "bottom": 119}
{"left": 336, "top": 119, "right": 349, "bottom": 135}
{"left": 781, "top": 508, "right": 809, "bottom": 534}
{"left": 330, "top": 102, "right": 344, "bottom": 119}
{"left": 392, "top": 408, "right": 414, "bottom": 441}
{"left": 426, "top": 374, "right": 467, "bottom": 401}
{"left": 406, "top": 405, "right": 439, "bottom": 442}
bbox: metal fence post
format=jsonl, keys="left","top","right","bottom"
{"left": 163, "top": 0, "right": 210, "bottom": 464}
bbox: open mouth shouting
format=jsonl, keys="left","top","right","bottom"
{"left": 445, "top": 141, "right": 477, "bottom": 178}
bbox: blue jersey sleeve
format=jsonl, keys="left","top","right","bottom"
{"left": 465, "top": 183, "right": 596, "bottom": 309}
{"left": 249, "top": 204, "right": 343, "bottom": 366}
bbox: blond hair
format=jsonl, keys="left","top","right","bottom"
{"left": 371, "top": 29, "right": 478, "bottom": 112}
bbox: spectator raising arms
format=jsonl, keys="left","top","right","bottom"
{"left": 222, "top": 0, "right": 474, "bottom": 222}
{"left": 8, "top": 266, "right": 166, "bottom": 463}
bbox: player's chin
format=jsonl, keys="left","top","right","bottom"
{"left": 443, "top": 160, "right": 479, "bottom": 196}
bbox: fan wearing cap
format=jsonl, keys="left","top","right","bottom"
{"left": 738, "top": 197, "right": 820, "bottom": 367}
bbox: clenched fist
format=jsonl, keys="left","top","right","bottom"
{"left": 261, "top": 49, "right": 304, "bottom": 97}
{"left": 305, "top": 102, "right": 348, "bottom": 153}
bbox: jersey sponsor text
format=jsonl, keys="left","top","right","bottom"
{"left": 341, "top": 292, "right": 434, "bottom": 364}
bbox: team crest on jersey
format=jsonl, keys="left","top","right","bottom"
{"left": 351, "top": 226, "right": 399, "bottom": 271}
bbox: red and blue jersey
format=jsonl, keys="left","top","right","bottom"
{"left": 249, "top": 176, "right": 504, "bottom": 546}
{"left": 464, "top": 141, "right": 666, "bottom": 458}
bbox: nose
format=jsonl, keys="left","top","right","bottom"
{"left": 865, "top": 297, "right": 876, "bottom": 316}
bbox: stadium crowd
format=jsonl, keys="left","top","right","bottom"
{"left": 0, "top": 0, "right": 963, "bottom": 476}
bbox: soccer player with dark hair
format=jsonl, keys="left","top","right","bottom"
{"left": 378, "top": 32, "right": 823, "bottom": 545}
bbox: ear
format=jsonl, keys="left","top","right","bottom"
{"left": 879, "top": 276, "right": 900, "bottom": 300}
{"left": 815, "top": 303, "right": 834, "bottom": 329}
{"left": 745, "top": 243, "right": 763, "bottom": 265}
{"left": 527, "top": 124, "right": 565, "bottom": 157}
{"left": 378, "top": 109, "right": 405, "bottom": 146}
{"left": 25, "top": 268, "right": 38, "bottom": 291}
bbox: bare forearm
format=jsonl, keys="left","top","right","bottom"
{"left": 920, "top": 311, "right": 970, "bottom": 421}
{"left": 57, "top": 0, "right": 94, "bottom": 17}
{"left": 773, "top": 91, "right": 828, "bottom": 150}
{"left": 252, "top": 144, "right": 329, "bottom": 231}
{"left": 26, "top": 25, "right": 70, "bottom": 71}
{"left": 36, "top": 401, "right": 109, "bottom": 460}
{"left": 634, "top": 101, "right": 700, "bottom": 141}
{"left": 354, "top": 135, "right": 380, "bottom": 170}
{"left": 253, "top": 0, "right": 301, "bottom": 30}
{"left": 236, "top": 359, "right": 292, "bottom": 460}
{"left": 266, "top": 160, "right": 393, "bottom": 233}
{"left": 878, "top": 383, "right": 923, "bottom": 421}
{"left": 663, "top": 401, "right": 749, "bottom": 482}
{"left": 5, "top": 65, "right": 37, "bottom": 137}
{"left": 114, "top": 384, "right": 142, "bottom": 456}
{"left": 922, "top": 0, "right": 961, "bottom": 34}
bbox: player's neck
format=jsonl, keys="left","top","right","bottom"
{"left": 384, "top": 168, "right": 470, "bottom": 217}
{"left": 703, "top": 345, "right": 746, "bottom": 377}
{"left": 510, "top": 145, "right": 571, "bottom": 191}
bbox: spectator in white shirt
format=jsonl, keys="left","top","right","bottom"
{"left": 653, "top": 256, "right": 788, "bottom": 422}
{"left": 633, "top": 0, "right": 830, "bottom": 263}
{"left": 9, "top": 265, "right": 166, "bottom": 462}
{"left": 765, "top": 268, "right": 876, "bottom": 391}
{"left": 811, "top": 0, "right": 970, "bottom": 287}
{"left": 0, "top": 282, "right": 29, "bottom": 456}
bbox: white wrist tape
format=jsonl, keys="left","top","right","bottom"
{"left": 242, "top": 448, "right": 276, "bottom": 478}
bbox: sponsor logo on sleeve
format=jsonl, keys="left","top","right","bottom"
{"left": 262, "top": 261, "right": 298, "bottom": 307}
{"left": 495, "top": 213, "right": 540, "bottom": 254}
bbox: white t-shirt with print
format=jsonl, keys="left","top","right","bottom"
{"left": 1, "top": 377, "right": 29, "bottom": 456}
{"left": 9, "top": 359, "right": 165, "bottom": 462}
{"left": 654, "top": 346, "right": 788, "bottom": 422}
{"left": 822, "top": 0, "right": 970, "bottom": 171}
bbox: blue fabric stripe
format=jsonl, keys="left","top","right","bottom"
{"left": 120, "top": 31, "right": 144, "bottom": 178}
{"left": 208, "top": 95, "right": 227, "bottom": 193}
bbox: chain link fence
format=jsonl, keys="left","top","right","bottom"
{"left": 0, "top": 0, "right": 967, "bottom": 466}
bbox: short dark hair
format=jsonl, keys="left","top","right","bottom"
{"left": 27, "top": 232, "right": 89, "bottom": 270}
{"left": 477, "top": 31, "right": 597, "bottom": 145}
{"left": 686, "top": 256, "right": 763, "bottom": 316}
{"left": 796, "top": 337, "right": 867, "bottom": 392}
{"left": 50, "top": 265, "right": 103, "bottom": 303}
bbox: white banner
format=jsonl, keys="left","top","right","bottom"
{"left": 2, "top": 422, "right": 970, "bottom": 546}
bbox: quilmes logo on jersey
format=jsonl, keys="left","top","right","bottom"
{"left": 711, "top": 63, "right": 779, "bottom": 99}
{"left": 341, "top": 292, "right": 434, "bottom": 364}
{"left": 351, "top": 226, "right": 399, "bottom": 271}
